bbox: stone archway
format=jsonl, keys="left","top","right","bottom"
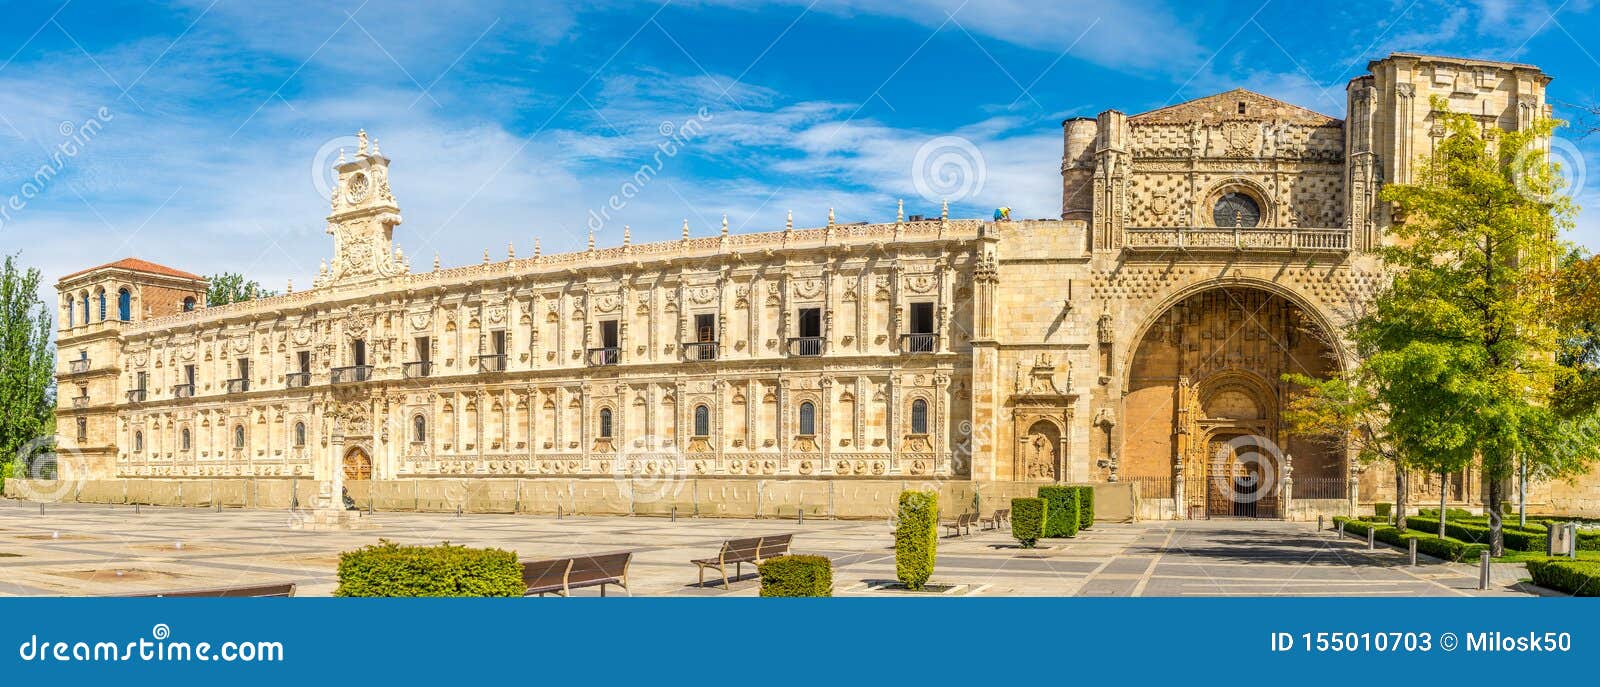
{"left": 343, "top": 446, "right": 372, "bottom": 481}
{"left": 1121, "top": 286, "right": 1342, "bottom": 517}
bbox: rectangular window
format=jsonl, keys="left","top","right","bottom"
{"left": 491, "top": 330, "right": 507, "bottom": 355}
{"left": 297, "top": 350, "right": 311, "bottom": 373}
{"left": 184, "top": 364, "right": 196, "bottom": 386}
{"left": 415, "top": 337, "right": 431, "bottom": 362}
{"left": 695, "top": 314, "right": 716, "bottom": 343}
{"left": 237, "top": 358, "right": 250, "bottom": 378}
{"left": 910, "top": 302, "right": 935, "bottom": 334}
{"left": 798, "top": 308, "right": 821, "bottom": 338}
{"left": 353, "top": 340, "right": 367, "bottom": 367}
{"left": 135, "top": 371, "right": 147, "bottom": 391}
{"left": 600, "top": 320, "right": 619, "bottom": 348}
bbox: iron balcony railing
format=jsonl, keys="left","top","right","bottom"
{"left": 68, "top": 359, "right": 91, "bottom": 374}
{"left": 900, "top": 333, "right": 937, "bottom": 353}
{"left": 403, "top": 361, "right": 433, "bottom": 378}
{"left": 479, "top": 354, "right": 508, "bottom": 373}
{"left": 683, "top": 341, "right": 718, "bottom": 361}
{"left": 330, "top": 365, "right": 374, "bottom": 384}
{"left": 286, "top": 371, "right": 312, "bottom": 388}
{"left": 587, "top": 347, "right": 620, "bottom": 366}
{"left": 225, "top": 378, "right": 250, "bottom": 394}
{"left": 172, "top": 383, "right": 195, "bottom": 399}
{"left": 125, "top": 388, "right": 147, "bottom": 404}
{"left": 787, "top": 336, "right": 824, "bottom": 357}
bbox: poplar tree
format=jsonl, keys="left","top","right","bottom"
{"left": 0, "top": 254, "right": 56, "bottom": 473}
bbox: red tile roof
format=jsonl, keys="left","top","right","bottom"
{"left": 61, "top": 258, "right": 205, "bottom": 282}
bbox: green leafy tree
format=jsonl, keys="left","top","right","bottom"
{"left": 1358, "top": 97, "right": 1595, "bottom": 555}
{"left": 206, "top": 272, "right": 275, "bottom": 306}
{"left": 1283, "top": 369, "right": 1418, "bottom": 531}
{"left": 0, "top": 254, "right": 56, "bottom": 473}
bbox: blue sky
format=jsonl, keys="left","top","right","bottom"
{"left": 2, "top": 0, "right": 1599, "bottom": 300}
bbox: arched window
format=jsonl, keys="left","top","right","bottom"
{"left": 66, "top": 300, "right": 74, "bottom": 326}
{"left": 694, "top": 404, "right": 710, "bottom": 437}
{"left": 911, "top": 399, "right": 929, "bottom": 434}
{"left": 181, "top": 428, "right": 191, "bottom": 450}
{"left": 798, "top": 401, "right": 816, "bottom": 436}
{"left": 133, "top": 431, "right": 143, "bottom": 452}
{"left": 598, "top": 408, "right": 613, "bottom": 438}
{"left": 80, "top": 294, "right": 89, "bottom": 324}
{"left": 413, "top": 415, "right": 427, "bottom": 443}
{"left": 96, "top": 290, "right": 106, "bottom": 321}
{"left": 117, "top": 288, "right": 131, "bottom": 321}
{"left": 182, "top": 296, "right": 196, "bottom": 312}
{"left": 233, "top": 425, "right": 245, "bottom": 449}
{"left": 293, "top": 422, "right": 306, "bottom": 447}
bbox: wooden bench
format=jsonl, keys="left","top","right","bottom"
{"left": 692, "top": 533, "right": 794, "bottom": 588}
{"left": 521, "top": 551, "right": 632, "bottom": 597}
{"left": 124, "top": 582, "right": 297, "bottom": 598}
{"left": 983, "top": 508, "right": 1011, "bottom": 531}
{"left": 942, "top": 512, "right": 978, "bottom": 537}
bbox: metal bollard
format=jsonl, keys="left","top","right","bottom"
{"left": 38, "top": 503, "right": 45, "bottom": 515}
{"left": 1478, "top": 551, "right": 1491, "bottom": 590}
{"left": 1367, "top": 527, "right": 1375, "bottom": 550}
{"left": 1569, "top": 524, "right": 1579, "bottom": 560}
{"left": 1409, "top": 538, "right": 1418, "bottom": 566}
{"left": 1318, "top": 515, "right": 1324, "bottom": 533}
{"left": 557, "top": 505, "right": 563, "bottom": 520}
{"left": 671, "top": 505, "right": 677, "bottom": 523}
{"left": 456, "top": 506, "right": 462, "bottom": 518}
{"left": 798, "top": 508, "right": 804, "bottom": 525}
{"left": 134, "top": 504, "right": 141, "bottom": 515}
{"left": 1338, "top": 521, "right": 1345, "bottom": 539}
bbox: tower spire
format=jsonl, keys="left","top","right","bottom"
{"left": 721, "top": 214, "right": 729, "bottom": 238}
{"left": 682, "top": 218, "right": 690, "bottom": 241}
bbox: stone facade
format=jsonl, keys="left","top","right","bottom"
{"left": 52, "top": 53, "right": 1599, "bottom": 518}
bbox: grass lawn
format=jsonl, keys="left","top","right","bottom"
{"left": 1491, "top": 549, "right": 1600, "bottom": 564}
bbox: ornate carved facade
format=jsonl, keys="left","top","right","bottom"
{"left": 56, "top": 54, "right": 1598, "bottom": 516}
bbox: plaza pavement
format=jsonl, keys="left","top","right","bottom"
{"left": 0, "top": 499, "right": 1546, "bottom": 597}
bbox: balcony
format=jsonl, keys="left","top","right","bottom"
{"left": 683, "top": 341, "right": 719, "bottom": 361}
{"left": 225, "top": 378, "right": 250, "bottom": 394}
{"left": 900, "top": 333, "right": 938, "bottom": 353}
{"left": 479, "top": 354, "right": 507, "bottom": 373}
{"left": 126, "top": 388, "right": 147, "bottom": 404}
{"left": 586, "top": 347, "right": 620, "bottom": 366}
{"left": 71, "top": 395, "right": 90, "bottom": 409}
{"left": 67, "top": 359, "right": 91, "bottom": 374}
{"left": 172, "top": 383, "right": 195, "bottom": 399}
{"left": 403, "top": 361, "right": 433, "bottom": 378}
{"left": 330, "top": 365, "right": 373, "bottom": 384}
{"left": 1122, "top": 227, "right": 1350, "bottom": 253}
{"left": 286, "top": 371, "right": 311, "bottom": 388}
{"left": 787, "top": 337, "right": 825, "bottom": 357}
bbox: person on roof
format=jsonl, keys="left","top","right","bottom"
{"left": 993, "top": 207, "right": 1012, "bottom": 221}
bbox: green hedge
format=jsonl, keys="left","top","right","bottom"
{"left": 1417, "top": 507, "right": 1476, "bottom": 520}
{"left": 1404, "top": 516, "right": 1547, "bottom": 552}
{"left": 1011, "top": 497, "right": 1046, "bottom": 548}
{"left": 1038, "top": 486, "right": 1081, "bottom": 538}
{"left": 758, "top": 555, "right": 833, "bottom": 597}
{"left": 895, "top": 490, "right": 938, "bottom": 590}
{"left": 1333, "top": 517, "right": 1488, "bottom": 562}
{"left": 1526, "top": 560, "right": 1600, "bottom": 597}
{"left": 1076, "top": 486, "right": 1095, "bottom": 530}
{"left": 335, "top": 540, "right": 526, "bottom": 597}
{"left": 1373, "top": 503, "right": 1392, "bottom": 519}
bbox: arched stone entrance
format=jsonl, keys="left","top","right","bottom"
{"left": 1122, "top": 286, "right": 1343, "bottom": 517}
{"left": 343, "top": 446, "right": 372, "bottom": 481}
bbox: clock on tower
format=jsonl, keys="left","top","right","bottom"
{"left": 318, "top": 129, "right": 408, "bottom": 287}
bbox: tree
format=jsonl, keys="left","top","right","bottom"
{"left": 206, "top": 272, "right": 275, "bottom": 307}
{"left": 0, "top": 254, "right": 56, "bottom": 472}
{"left": 1283, "top": 369, "right": 1417, "bottom": 530}
{"left": 1359, "top": 97, "right": 1593, "bottom": 556}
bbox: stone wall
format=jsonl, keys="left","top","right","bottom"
{"left": 3, "top": 478, "right": 1136, "bottom": 522}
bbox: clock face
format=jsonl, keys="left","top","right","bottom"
{"left": 346, "top": 172, "right": 371, "bottom": 203}
{"left": 1212, "top": 192, "right": 1261, "bottom": 228}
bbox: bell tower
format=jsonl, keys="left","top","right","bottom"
{"left": 317, "top": 129, "right": 408, "bottom": 287}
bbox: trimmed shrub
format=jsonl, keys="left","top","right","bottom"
{"left": 895, "top": 490, "right": 938, "bottom": 590}
{"left": 1037, "top": 486, "right": 1082, "bottom": 538}
{"left": 1404, "top": 516, "right": 1547, "bottom": 552}
{"left": 1526, "top": 560, "right": 1600, "bottom": 597}
{"left": 1011, "top": 497, "right": 1046, "bottom": 548}
{"left": 335, "top": 540, "right": 525, "bottom": 597}
{"left": 1417, "top": 507, "right": 1475, "bottom": 520}
{"left": 1333, "top": 517, "right": 1488, "bottom": 562}
{"left": 1373, "top": 502, "right": 1392, "bottom": 519}
{"left": 1076, "top": 486, "right": 1095, "bottom": 530}
{"left": 759, "top": 555, "right": 833, "bottom": 597}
